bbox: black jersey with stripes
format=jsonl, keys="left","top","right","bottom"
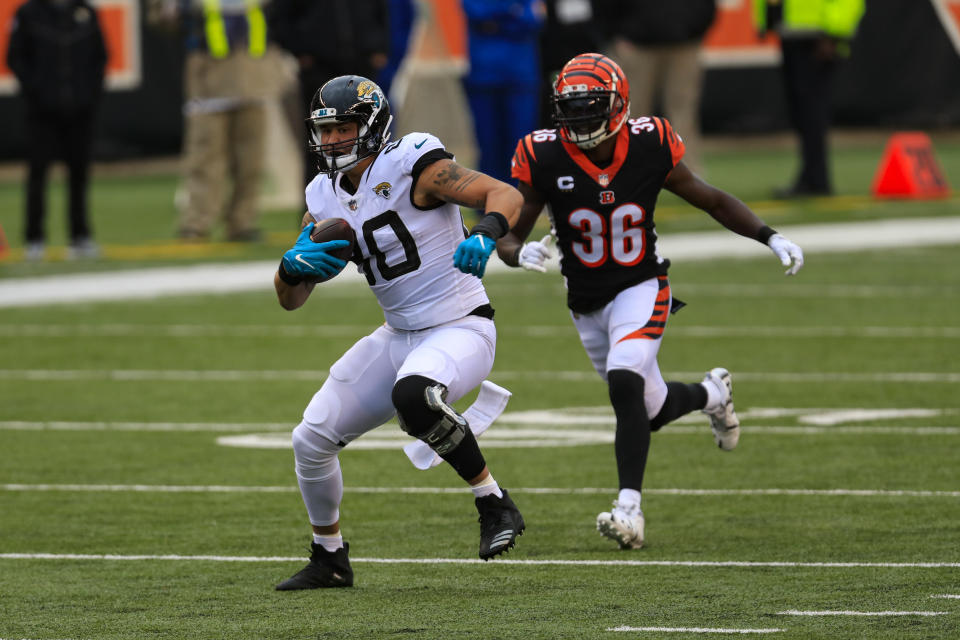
{"left": 512, "top": 116, "right": 686, "bottom": 313}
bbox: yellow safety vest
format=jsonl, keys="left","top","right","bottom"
{"left": 203, "top": 0, "right": 266, "bottom": 58}
{"left": 753, "top": 0, "right": 864, "bottom": 40}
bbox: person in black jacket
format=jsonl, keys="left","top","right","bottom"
{"left": 7, "top": 0, "right": 107, "bottom": 260}
{"left": 267, "top": 0, "right": 388, "bottom": 186}
{"left": 538, "top": 0, "right": 605, "bottom": 128}
{"left": 598, "top": 0, "right": 716, "bottom": 174}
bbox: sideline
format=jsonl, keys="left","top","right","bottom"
{"left": 2, "top": 553, "right": 959, "bottom": 568}
{"left": 2, "top": 217, "right": 960, "bottom": 308}
{"left": 3, "top": 484, "right": 959, "bottom": 498}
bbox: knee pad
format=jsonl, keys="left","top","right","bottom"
{"left": 392, "top": 375, "right": 467, "bottom": 456}
{"left": 291, "top": 422, "right": 341, "bottom": 482}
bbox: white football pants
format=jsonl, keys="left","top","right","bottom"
{"left": 571, "top": 276, "right": 672, "bottom": 419}
{"left": 292, "top": 315, "right": 496, "bottom": 527}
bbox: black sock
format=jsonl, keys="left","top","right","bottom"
{"left": 438, "top": 428, "right": 486, "bottom": 482}
{"left": 607, "top": 369, "right": 651, "bottom": 492}
{"left": 650, "top": 381, "right": 708, "bottom": 431}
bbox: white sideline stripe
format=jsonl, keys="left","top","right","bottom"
{"left": 1, "top": 324, "right": 958, "bottom": 339}
{"left": 777, "top": 610, "right": 949, "bottom": 617}
{"left": 2, "top": 217, "right": 959, "bottom": 308}
{"left": 2, "top": 369, "right": 960, "bottom": 383}
{"left": 7, "top": 423, "right": 959, "bottom": 438}
{"left": 2, "top": 553, "right": 959, "bottom": 568}
{"left": 4, "top": 484, "right": 960, "bottom": 498}
{"left": 0, "top": 421, "right": 294, "bottom": 432}
{"left": 608, "top": 627, "right": 783, "bottom": 634}
{"left": 0, "top": 418, "right": 960, "bottom": 438}
{"left": 675, "top": 283, "right": 959, "bottom": 298}
{"left": 931, "top": 595, "right": 960, "bottom": 599}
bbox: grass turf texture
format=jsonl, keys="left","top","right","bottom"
{"left": 2, "top": 140, "right": 960, "bottom": 638}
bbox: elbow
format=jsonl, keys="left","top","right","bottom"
{"left": 277, "top": 289, "right": 306, "bottom": 311}
{"left": 278, "top": 297, "right": 300, "bottom": 311}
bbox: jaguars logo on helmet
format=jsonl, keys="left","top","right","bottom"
{"left": 307, "top": 75, "right": 394, "bottom": 176}
{"left": 356, "top": 80, "right": 383, "bottom": 108}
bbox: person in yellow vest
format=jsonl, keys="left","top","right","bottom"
{"left": 153, "top": 0, "right": 273, "bottom": 241}
{"left": 754, "top": 0, "right": 865, "bottom": 198}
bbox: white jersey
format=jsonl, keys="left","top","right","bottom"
{"left": 305, "top": 133, "right": 489, "bottom": 331}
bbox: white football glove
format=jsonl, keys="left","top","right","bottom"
{"left": 518, "top": 234, "right": 555, "bottom": 273}
{"left": 767, "top": 233, "right": 804, "bottom": 275}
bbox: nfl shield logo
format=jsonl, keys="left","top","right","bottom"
{"left": 598, "top": 174, "right": 610, "bottom": 187}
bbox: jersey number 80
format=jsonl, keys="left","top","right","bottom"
{"left": 569, "top": 203, "right": 646, "bottom": 268}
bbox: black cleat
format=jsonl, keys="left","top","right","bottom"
{"left": 476, "top": 489, "right": 525, "bottom": 560}
{"left": 275, "top": 541, "right": 354, "bottom": 590}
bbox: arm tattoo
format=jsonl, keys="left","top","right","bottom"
{"left": 432, "top": 162, "right": 485, "bottom": 208}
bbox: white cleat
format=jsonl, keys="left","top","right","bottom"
{"left": 596, "top": 501, "right": 645, "bottom": 549}
{"left": 702, "top": 367, "right": 740, "bottom": 451}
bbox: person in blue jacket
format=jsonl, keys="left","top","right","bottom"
{"left": 462, "top": 0, "right": 545, "bottom": 185}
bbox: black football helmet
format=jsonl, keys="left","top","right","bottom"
{"left": 307, "top": 75, "right": 393, "bottom": 175}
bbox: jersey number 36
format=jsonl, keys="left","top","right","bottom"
{"left": 569, "top": 203, "right": 646, "bottom": 268}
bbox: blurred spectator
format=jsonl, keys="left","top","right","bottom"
{"left": 152, "top": 0, "right": 275, "bottom": 242}
{"left": 378, "top": 0, "right": 416, "bottom": 102}
{"left": 268, "top": 0, "right": 388, "bottom": 186}
{"left": 755, "top": 0, "right": 865, "bottom": 198}
{"left": 6, "top": 0, "right": 107, "bottom": 260}
{"left": 539, "top": 0, "right": 604, "bottom": 128}
{"left": 600, "top": 0, "right": 715, "bottom": 175}
{"left": 462, "top": 0, "right": 545, "bottom": 185}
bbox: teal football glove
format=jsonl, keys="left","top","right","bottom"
{"left": 281, "top": 223, "right": 350, "bottom": 281}
{"left": 453, "top": 233, "right": 496, "bottom": 278}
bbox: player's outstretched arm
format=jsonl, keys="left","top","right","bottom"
{"left": 497, "top": 181, "right": 552, "bottom": 272}
{"left": 416, "top": 159, "right": 524, "bottom": 277}
{"left": 665, "top": 161, "right": 804, "bottom": 275}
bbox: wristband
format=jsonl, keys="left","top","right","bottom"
{"left": 469, "top": 211, "right": 510, "bottom": 239}
{"left": 277, "top": 260, "right": 303, "bottom": 286}
{"left": 511, "top": 245, "right": 523, "bottom": 267}
{"left": 756, "top": 225, "right": 777, "bottom": 245}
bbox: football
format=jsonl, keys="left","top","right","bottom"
{"left": 305, "top": 218, "right": 356, "bottom": 283}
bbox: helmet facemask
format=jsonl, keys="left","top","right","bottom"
{"left": 552, "top": 87, "right": 627, "bottom": 149}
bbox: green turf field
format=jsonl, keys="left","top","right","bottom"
{"left": 1, "top": 140, "right": 959, "bottom": 639}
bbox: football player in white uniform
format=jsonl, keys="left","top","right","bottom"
{"left": 273, "top": 75, "right": 525, "bottom": 590}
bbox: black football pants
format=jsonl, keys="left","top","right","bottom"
{"left": 24, "top": 107, "right": 96, "bottom": 244}
{"left": 780, "top": 38, "right": 837, "bottom": 193}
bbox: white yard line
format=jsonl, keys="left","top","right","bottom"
{"left": 777, "top": 610, "right": 948, "bottom": 617}
{"left": 931, "top": 595, "right": 960, "bottom": 599}
{"left": 2, "top": 217, "right": 960, "bottom": 307}
{"left": 608, "top": 627, "right": 784, "bottom": 634}
{"left": 1, "top": 324, "right": 958, "bottom": 338}
{"left": 2, "top": 369, "right": 959, "bottom": 383}
{"left": 0, "top": 421, "right": 294, "bottom": 432}
{"left": 3, "top": 484, "right": 959, "bottom": 498}
{"left": 3, "top": 422, "right": 959, "bottom": 440}
{"left": 1, "top": 553, "right": 959, "bottom": 568}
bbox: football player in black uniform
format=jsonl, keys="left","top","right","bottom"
{"left": 498, "top": 53, "right": 804, "bottom": 550}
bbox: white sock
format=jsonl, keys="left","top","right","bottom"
{"left": 617, "top": 488, "right": 641, "bottom": 512}
{"left": 312, "top": 533, "right": 343, "bottom": 552}
{"left": 471, "top": 474, "right": 503, "bottom": 499}
{"left": 701, "top": 379, "right": 722, "bottom": 411}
